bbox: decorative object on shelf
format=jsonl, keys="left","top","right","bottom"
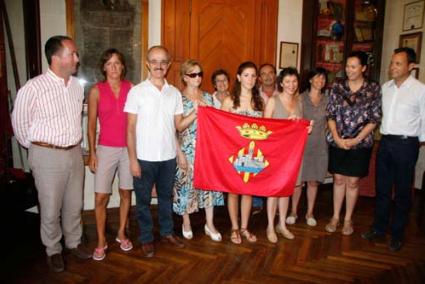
{"left": 399, "top": 32, "right": 423, "bottom": 63}
{"left": 279, "top": 42, "right": 299, "bottom": 69}
{"left": 331, "top": 20, "right": 345, "bottom": 40}
{"left": 403, "top": 0, "right": 425, "bottom": 31}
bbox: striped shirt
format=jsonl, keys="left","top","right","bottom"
{"left": 12, "top": 69, "right": 84, "bottom": 148}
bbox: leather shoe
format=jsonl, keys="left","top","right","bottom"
{"left": 142, "top": 242, "right": 155, "bottom": 258}
{"left": 68, "top": 244, "right": 92, "bottom": 259}
{"left": 389, "top": 239, "right": 403, "bottom": 252}
{"left": 361, "top": 229, "right": 385, "bottom": 242}
{"left": 161, "top": 235, "right": 185, "bottom": 248}
{"left": 47, "top": 253, "right": 64, "bottom": 273}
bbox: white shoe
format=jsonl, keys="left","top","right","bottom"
{"left": 204, "top": 224, "right": 222, "bottom": 242}
{"left": 285, "top": 215, "right": 297, "bottom": 225}
{"left": 306, "top": 217, "right": 317, "bottom": 227}
{"left": 182, "top": 224, "right": 193, "bottom": 240}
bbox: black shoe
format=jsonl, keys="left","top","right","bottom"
{"left": 68, "top": 244, "right": 92, "bottom": 259}
{"left": 389, "top": 239, "right": 403, "bottom": 252}
{"left": 361, "top": 229, "right": 385, "bottom": 241}
{"left": 141, "top": 242, "right": 155, "bottom": 258}
{"left": 47, "top": 253, "right": 64, "bottom": 273}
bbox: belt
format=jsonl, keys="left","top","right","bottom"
{"left": 32, "top": 141, "right": 78, "bottom": 150}
{"left": 382, "top": 134, "right": 417, "bottom": 140}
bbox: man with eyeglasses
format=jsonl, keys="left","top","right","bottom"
{"left": 125, "top": 45, "right": 197, "bottom": 257}
{"left": 12, "top": 35, "right": 91, "bottom": 273}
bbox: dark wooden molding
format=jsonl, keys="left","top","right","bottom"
{"left": 23, "top": 0, "right": 42, "bottom": 79}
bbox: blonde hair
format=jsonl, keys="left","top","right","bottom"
{"left": 180, "top": 59, "right": 203, "bottom": 85}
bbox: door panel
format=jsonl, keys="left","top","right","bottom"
{"left": 162, "top": 0, "right": 277, "bottom": 92}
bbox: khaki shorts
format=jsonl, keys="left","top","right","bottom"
{"left": 94, "top": 145, "right": 133, "bottom": 193}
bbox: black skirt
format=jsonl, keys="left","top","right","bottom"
{"left": 328, "top": 146, "right": 372, "bottom": 177}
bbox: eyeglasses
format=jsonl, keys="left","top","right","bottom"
{"left": 148, "top": 60, "right": 169, "bottom": 66}
{"left": 185, "top": 72, "right": 203, "bottom": 78}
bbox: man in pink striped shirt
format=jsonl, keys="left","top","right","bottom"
{"left": 12, "top": 35, "right": 91, "bottom": 272}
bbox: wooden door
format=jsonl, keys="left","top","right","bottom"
{"left": 162, "top": 0, "right": 278, "bottom": 92}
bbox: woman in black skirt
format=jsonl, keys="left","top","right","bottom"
{"left": 325, "top": 51, "right": 381, "bottom": 235}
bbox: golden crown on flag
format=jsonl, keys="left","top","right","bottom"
{"left": 236, "top": 123, "right": 272, "bottom": 140}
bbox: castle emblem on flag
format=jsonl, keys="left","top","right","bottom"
{"left": 229, "top": 123, "right": 271, "bottom": 183}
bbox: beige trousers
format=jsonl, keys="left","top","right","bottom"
{"left": 28, "top": 144, "right": 84, "bottom": 256}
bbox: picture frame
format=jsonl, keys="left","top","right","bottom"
{"left": 399, "top": 32, "right": 423, "bottom": 63}
{"left": 403, "top": 0, "right": 425, "bottom": 31}
{"left": 279, "top": 42, "right": 299, "bottom": 69}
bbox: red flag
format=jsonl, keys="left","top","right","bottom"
{"left": 193, "top": 106, "right": 309, "bottom": 197}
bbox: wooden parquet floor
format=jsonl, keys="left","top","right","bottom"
{"left": 4, "top": 186, "right": 425, "bottom": 283}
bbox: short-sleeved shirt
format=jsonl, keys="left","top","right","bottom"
{"left": 380, "top": 75, "right": 425, "bottom": 141}
{"left": 124, "top": 79, "right": 183, "bottom": 161}
{"left": 326, "top": 79, "right": 382, "bottom": 149}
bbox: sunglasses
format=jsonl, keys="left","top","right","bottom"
{"left": 185, "top": 72, "right": 203, "bottom": 78}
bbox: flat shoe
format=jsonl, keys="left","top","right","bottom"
{"left": 276, "top": 224, "right": 294, "bottom": 240}
{"left": 204, "top": 224, "right": 222, "bottom": 242}
{"left": 285, "top": 215, "right": 298, "bottom": 225}
{"left": 230, "top": 229, "right": 242, "bottom": 244}
{"left": 266, "top": 228, "right": 278, "bottom": 243}
{"left": 306, "top": 216, "right": 317, "bottom": 227}
{"left": 325, "top": 218, "right": 339, "bottom": 233}
{"left": 240, "top": 228, "right": 257, "bottom": 243}
{"left": 342, "top": 220, "right": 354, "bottom": 236}
{"left": 115, "top": 238, "right": 133, "bottom": 251}
{"left": 92, "top": 244, "right": 108, "bottom": 261}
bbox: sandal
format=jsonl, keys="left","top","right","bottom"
{"left": 275, "top": 224, "right": 294, "bottom": 240}
{"left": 230, "top": 229, "right": 242, "bottom": 244}
{"left": 92, "top": 244, "right": 108, "bottom": 261}
{"left": 240, "top": 228, "right": 257, "bottom": 243}
{"left": 116, "top": 237, "right": 133, "bottom": 251}
{"left": 342, "top": 220, "right": 354, "bottom": 236}
{"left": 325, "top": 218, "right": 339, "bottom": 233}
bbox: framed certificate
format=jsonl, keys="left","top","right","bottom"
{"left": 279, "top": 42, "right": 299, "bottom": 69}
{"left": 399, "top": 32, "right": 423, "bottom": 63}
{"left": 403, "top": 0, "right": 425, "bottom": 31}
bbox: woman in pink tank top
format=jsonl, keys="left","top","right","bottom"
{"left": 87, "top": 49, "right": 134, "bottom": 261}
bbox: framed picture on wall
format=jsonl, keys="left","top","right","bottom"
{"left": 403, "top": 0, "right": 425, "bottom": 31}
{"left": 279, "top": 42, "right": 299, "bottom": 69}
{"left": 399, "top": 32, "right": 423, "bottom": 63}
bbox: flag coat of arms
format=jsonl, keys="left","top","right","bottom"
{"left": 193, "top": 106, "right": 309, "bottom": 197}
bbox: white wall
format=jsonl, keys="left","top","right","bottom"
{"left": 380, "top": 0, "right": 425, "bottom": 83}
{"left": 276, "top": 0, "right": 303, "bottom": 71}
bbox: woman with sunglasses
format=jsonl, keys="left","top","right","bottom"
{"left": 221, "top": 61, "right": 264, "bottom": 244}
{"left": 173, "top": 59, "right": 224, "bottom": 242}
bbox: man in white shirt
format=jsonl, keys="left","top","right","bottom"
{"left": 125, "top": 46, "right": 197, "bottom": 257}
{"left": 362, "top": 47, "right": 425, "bottom": 252}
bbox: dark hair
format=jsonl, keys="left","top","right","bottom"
{"left": 276, "top": 67, "right": 300, "bottom": 93}
{"left": 211, "top": 69, "right": 230, "bottom": 87}
{"left": 99, "top": 48, "right": 127, "bottom": 80}
{"left": 347, "top": 50, "right": 368, "bottom": 66}
{"left": 231, "top": 61, "right": 264, "bottom": 111}
{"left": 394, "top": 47, "right": 417, "bottom": 64}
{"left": 301, "top": 67, "right": 327, "bottom": 92}
{"left": 44, "top": 35, "right": 73, "bottom": 65}
{"left": 259, "top": 63, "right": 276, "bottom": 74}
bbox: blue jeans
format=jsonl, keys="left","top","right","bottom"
{"left": 252, "top": 196, "right": 264, "bottom": 208}
{"left": 373, "top": 136, "right": 419, "bottom": 241}
{"left": 133, "top": 159, "right": 176, "bottom": 243}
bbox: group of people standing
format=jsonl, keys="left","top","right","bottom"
{"left": 11, "top": 35, "right": 425, "bottom": 273}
